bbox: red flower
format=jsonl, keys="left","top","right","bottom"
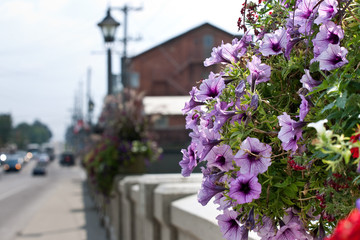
{"left": 350, "top": 132, "right": 360, "bottom": 158}
{"left": 351, "top": 147, "right": 359, "bottom": 158}
{"left": 326, "top": 209, "right": 360, "bottom": 240}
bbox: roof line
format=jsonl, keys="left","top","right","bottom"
{"left": 130, "top": 22, "right": 239, "bottom": 59}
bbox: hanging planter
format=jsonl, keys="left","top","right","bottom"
{"left": 180, "top": 0, "right": 360, "bottom": 239}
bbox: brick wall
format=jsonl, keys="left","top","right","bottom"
{"left": 129, "top": 23, "right": 236, "bottom": 96}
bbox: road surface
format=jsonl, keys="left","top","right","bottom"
{"left": 0, "top": 159, "right": 86, "bottom": 240}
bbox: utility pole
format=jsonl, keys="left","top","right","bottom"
{"left": 86, "top": 67, "right": 94, "bottom": 127}
{"left": 111, "top": 4, "right": 142, "bottom": 89}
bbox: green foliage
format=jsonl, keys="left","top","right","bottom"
{"left": 11, "top": 120, "right": 52, "bottom": 149}
{"left": 83, "top": 91, "right": 162, "bottom": 197}
{"left": 0, "top": 114, "right": 52, "bottom": 149}
{"left": 0, "top": 114, "right": 12, "bottom": 147}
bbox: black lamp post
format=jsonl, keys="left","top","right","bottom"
{"left": 97, "top": 9, "right": 120, "bottom": 95}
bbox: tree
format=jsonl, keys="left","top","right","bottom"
{"left": 28, "top": 120, "right": 52, "bottom": 144}
{"left": 0, "top": 114, "right": 12, "bottom": 147}
{"left": 12, "top": 120, "right": 52, "bottom": 149}
{"left": 11, "top": 123, "right": 31, "bottom": 149}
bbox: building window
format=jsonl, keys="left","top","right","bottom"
{"left": 203, "top": 34, "right": 214, "bottom": 48}
{"left": 154, "top": 115, "right": 169, "bottom": 129}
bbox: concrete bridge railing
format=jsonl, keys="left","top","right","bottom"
{"left": 92, "top": 174, "right": 259, "bottom": 240}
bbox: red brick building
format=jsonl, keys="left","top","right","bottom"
{"left": 129, "top": 23, "right": 236, "bottom": 96}
{"left": 128, "top": 23, "right": 237, "bottom": 171}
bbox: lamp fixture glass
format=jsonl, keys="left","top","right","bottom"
{"left": 97, "top": 9, "right": 120, "bottom": 43}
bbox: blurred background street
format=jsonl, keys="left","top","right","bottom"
{"left": 0, "top": 155, "right": 107, "bottom": 240}
{"left": 0, "top": 0, "right": 245, "bottom": 239}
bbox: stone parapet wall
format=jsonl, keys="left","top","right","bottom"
{"left": 94, "top": 173, "right": 259, "bottom": 240}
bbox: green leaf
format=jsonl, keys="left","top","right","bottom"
{"left": 274, "top": 177, "right": 291, "bottom": 188}
{"left": 321, "top": 101, "right": 335, "bottom": 113}
{"left": 281, "top": 196, "right": 295, "bottom": 205}
{"left": 335, "top": 91, "right": 347, "bottom": 109}
{"left": 294, "top": 181, "right": 305, "bottom": 187}
{"left": 289, "top": 183, "right": 298, "bottom": 192}
{"left": 283, "top": 188, "right": 297, "bottom": 198}
{"left": 309, "top": 61, "right": 320, "bottom": 73}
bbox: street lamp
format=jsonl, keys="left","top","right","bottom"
{"left": 97, "top": 9, "right": 120, "bottom": 95}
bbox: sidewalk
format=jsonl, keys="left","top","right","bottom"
{"left": 14, "top": 167, "right": 107, "bottom": 240}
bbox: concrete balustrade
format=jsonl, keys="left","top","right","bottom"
{"left": 118, "top": 175, "right": 142, "bottom": 240}
{"left": 171, "top": 194, "right": 223, "bottom": 240}
{"left": 92, "top": 173, "right": 259, "bottom": 240}
{"left": 154, "top": 182, "right": 202, "bottom": 240}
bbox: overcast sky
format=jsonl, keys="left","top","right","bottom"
{"left": 0, "top": 0, "right": 243, "bottom": 142}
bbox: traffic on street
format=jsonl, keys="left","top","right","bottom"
{"left": 0, "top": 150, "right": 95, "bottom": 240}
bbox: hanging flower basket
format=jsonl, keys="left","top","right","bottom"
{"left": 180, "top": 0, "right": 360, "bottom": 239}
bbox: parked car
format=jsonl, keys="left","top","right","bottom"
{"left": 59, "top": 152, "right": 75, "bottom": 166}
{"left": 32, "top": 162, "right": 47, "bottom": 176}
{"left": 3, "top": 155, "right": 23, "bottom": 172}
{"left": 38, "top": 153, "right": 50, "bottom": 164}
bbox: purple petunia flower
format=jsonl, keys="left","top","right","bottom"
{"left": 283, "top": 208, "right": 313, "bottom": 239}
{"left": 212, "top": 101, "right": 237, "bottom": 131}
{"left": 298, "top": 95, "right": 309, "bottom": 121}
{"left": 295, "top": 0, "right": 316, "bottom": 20}
{"left": 285, "top": 36, "right": 302, "bottom": 60}
{"left": 231, "top": 31, "right": 252, "bottom": 59}
{"left": 198, "top": 172, "right": 226, "bottom": 206}
{"left": 182, "top": 87, "right": 205, "bottom": 114}
{"left": 229, "top": 173, "right": 261, "bottom": 204}
{"left": 217, "top": 209, "right": 249, "bottom": 240}
{"left": 234, "top": 137, "right": 272, "bottom": 175}
{"left": 179, "top": 144, "right": 198, "bottom": 177}
{"left": 204, "top": 32, "right": 252, "bottom": 67}
{"left": 300, "top": 69, "right": 321, "bottom": 92}
{"left": 275, "top": 222, "right": 308, "bottom": 240}
{"left": 254, "top": 215, "right": 276, "bottom": 239}
{"left": 244, "top": 207, "right": 255, "bottom": 231}
{"left": 246, "top": 56, "right": 271, "bottom": 86}
{"left": 235, "top": 80, "right": 246, "bottom": 98}
{"left": 294, "top": 0, "right": 317, "bottom": 34}
{"left": 259, "top": 28, "right": 288, "bottom": 56}
{"left": 214, "top": 193, "right": 232, "bottom": 211}
{"left": 206, "top": 144, "right": 235, "bottom": 171}
{"left": 278, "top": 112, "right": 306, "bottom": 152}
{"left": 286, "top": 12, "right": 300, "bottom": 37}
{"left": 196, "top": 72, "right": 225, "bottom": 101}
{"left": 196, "top": 128, "right": 222, "bottom": 161}
{"left": 315, "top": 43, "right": 348, "bottom": 71}
{"left": 283, "top": 208, "right": 304, "bottom": 226}
{"left": 356, "top": 198, "right": 360, "bottom": 210}
{"left": 203, "top": 42, "right": 229, "bottom": 67}
{"left": 250, "top": 94, "right": 259, "bottom": 110}
{"left": 312, "top": 21, "right": 344, "bottom": 57}
{"left": 314, "top": 0, "right": 338, "bottom": 25}
{"left": 200, "top": 112, "right": 215, "bottom": 129}
{"left": 185, "top": 110, "right": 200, "bottom": 130}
